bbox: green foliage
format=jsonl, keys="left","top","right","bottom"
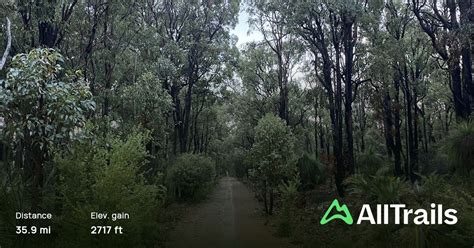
{"left": 0, "top": 48, "right": 95, "bottom": 151}
{"left": 297, "top": 154, "right": 324, "bottom": 190}
{"left": 1, "top": 0, "right": 474, "bottom": 246}
{"left": 120, "top": 72, "right": 172, "bottom": 129}
{"left": 348, "top": 171, "right": 409, "bottom": 203}
{"left": 225, "top": 147, "right": 250, "bottom": 178}
{"left": 277, "top": 177, "right": 300, "bottom": 237}
{"left": 52, "top": 128, "right": 166, "bottom": 247}
{"left": 249, "top": 114, "right": 297, "bottom": 214}
{"left": 295, "top": 172, "right": 474, "bottom": 248}
{"left": 119, "top": 71, "right": 172, "bottom": 162}
{"left": 400, "top": 175, "right": 474, "bottom": 248}
{"left": 356, "top": 148, "right": 386, "bottom": 176}
{"left": 167, "top": 154, "right": 216, "bottom": 201}
{"left": 250, "top": 114, "right": 296, "bottom": 185}
{"left": 414, "top": 173, "right": 447, "bottom": 199}
{"left": 0, "top": 161, "right": 27, "bottom": 247}
{"left": 443, "top": 120, "right": 474, "bottom": 174}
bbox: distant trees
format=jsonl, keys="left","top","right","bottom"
{"left": 10, "top": 0, "right": 79, "bottom": 49}
{"left": 120, "top": 72, "right": 172, "bottom": 159}
{"left": 379, "top": 0, "right": 411, "bottom": 177}
{"left": 290, "top": 0, "right": 346, "bottom": 196}
{"left": 0, "top": 0, "right": 240, "bottom": 158}
{"left": 167, "top": 154, "right": 216, "bottom": 200}
{"left": 0, "top": 1, "right": 240, "bottom": 216}
{"left": 288, "top": 0, "right": 369, "bottom": 195}
{"left": 237, "top": 0, "right": 473, "bottom": 198}
{"left": 247, "top": 0, "right": 296, "bottom": 124}
{"left": 412, "top": 0, "right": 473, "bottom": 119}
{"left": 143, "top": 0, "right": 239, "bottom": 154}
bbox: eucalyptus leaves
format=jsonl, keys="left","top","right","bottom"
{"left": 0, "top": 48, "right": 95, "bottom": 151}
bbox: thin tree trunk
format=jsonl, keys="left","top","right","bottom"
{"left": 458, "top": 0, "right": 473, "bottom": 112}
{"left": 314, "top": 96, "right": 319, "bottom": 157}
{"left": 383, "top": 90, "right": 395, "bottom": 158}
{"left": 393, "top": 70, "right": 403, "bottom": 176}
{"left": 171, "top": 85, "right": 182, "bottom": 155}
{"left": 263, "top": 182, "right": 268, "bottom": 214}
{"left": 334, "top": 43, "right": 345, "bottom": 197}
{"left": 343, "top": 16, "right": 355, "bottom": 175}
{"left": 181, "top": 83, "right": 193, "bottom": 153}
{"left": 403, "top": 66, "right": 416, "bottom": 181}
{"left": 422, "top": 102, "right": 428, "bottom": 152}
{"left": 269, "top": 188, "right": 274, "bottom": 215}
{"left": 102, "top": 3, "right": 113, "bottom": 117}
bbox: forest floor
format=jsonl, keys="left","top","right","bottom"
{"left": 164, "top": 177, "right": 295, "bottom": 248}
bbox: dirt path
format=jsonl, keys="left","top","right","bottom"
{"left": 166, "top": 177, "right": 295, "bottom": 248}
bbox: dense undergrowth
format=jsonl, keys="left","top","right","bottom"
{"left": 238, "top": 120, "right": 474, "bottom": 248}
{"left": 0, "top": 125, "right": 217, "bottom": 247}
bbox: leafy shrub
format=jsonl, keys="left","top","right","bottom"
{"left": 277, "top": 177, "right": 300, "bottom": 237}
{"left": 0, "top": 49, "right": 95, "bottom": 147}
{"left": 0, "top": 48, "right": 95, "bottom": 209}
{"left": 0, "top": 161, "right": 29, "bottom": 247}
{"left": 167, "top": 154, "right": 216, "bottom": 200}
{"left": 348, "top": 172, "right": 409, "bottom": 203}
{"left": 249, "top": 114, "right": 297, "bottom": 215}
{"left": 414, "top": 173, "right": 447, "bottom": 199}
{"left": 52, "top": 128, "right": 166, "bottom": 247}
{"left": 443, "top": 120, "right": 474, "bottom": 174}
{"left": 297, "top": 154, "right": 324, "bottom": 190}
{"left": 342, "top": 173, "right": 474, "bottom": 247}
{"left": 228, "top": 148, "right": 250, "bottom": 178}
{"left": 356, "top": 148, "right": 386, "bottom": 176}
{"left": 400, "top": 174, "right": 474, "bottom": 248}
{"left": 119, "top": 72, "right": 172, "bottom": 162}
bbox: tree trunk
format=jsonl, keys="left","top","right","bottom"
{"left": 319, "top": 121, "right": 325, "bottom": 152}
{"left": 263, "top": 182, "right": 268, "bottom": 214}
{"left": 459, "top": 0, "right": 473, "bottom": 116}
{"left": 38, "top": 21, "right": 58, "bottom": 48}
{"left": 31, "top": 144, "right": 45, "bottom": 210}
{"left": 171, "top": 85, "right": 182, "bottom": 155}
{"left": 269, "top": 188, "right": 274, "bottom": 215}
{"left": 383, "top": 90, "right": 395, "bottom": 158}
{"left": 403, "top": 66, "right": 417, "bottom": 181}
{"left": 413, "top": 87, "right": 419, "bottom": 154}
{"left": 359, "top": 98, "right": 367, "bottom": 153}
{"left": 343, "top": 15, "right": 355, "bottom": 175}
{"left": 393, "top": 70, "right": 403, "bottom": 176}
{"left": 334, "top": 44, "right": 345, "bottom": 197}
{"left": 314, "top": 96, "right": 319, "bottom": 157}
{"left": 421, "top": 102, "right": 429, "bottom": 152}
{"left": 277, "top": 52, "right": 289, "bottom": 124}
{"left": 181, "top": 83, "right": 193, "bottom": 153}
{"left": 102, "top": 3, "right": 113, "bottom": 117}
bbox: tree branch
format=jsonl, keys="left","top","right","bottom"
{"left": 0, "top": 17, "right": 11, "bottom": 71}
{"left": 352, "top": 78, "right": 371, "bottom": 101}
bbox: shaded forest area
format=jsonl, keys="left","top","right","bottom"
{"left": 0, "top": 0, "right": 473, "bottom": 247}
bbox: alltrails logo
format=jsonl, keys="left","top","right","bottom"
{"left": 320, "top": 199, "right": 353, "bottom": 225}
{"left": 320, "top": 199, "right": 458, "bottom": 225}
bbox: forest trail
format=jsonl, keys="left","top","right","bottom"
{"left": 166, "top": 177, "right": 295, "bottom": 248}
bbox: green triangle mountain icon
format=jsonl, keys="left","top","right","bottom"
{"left": 320, "top": 199, "right": 353, "bottom": 225}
